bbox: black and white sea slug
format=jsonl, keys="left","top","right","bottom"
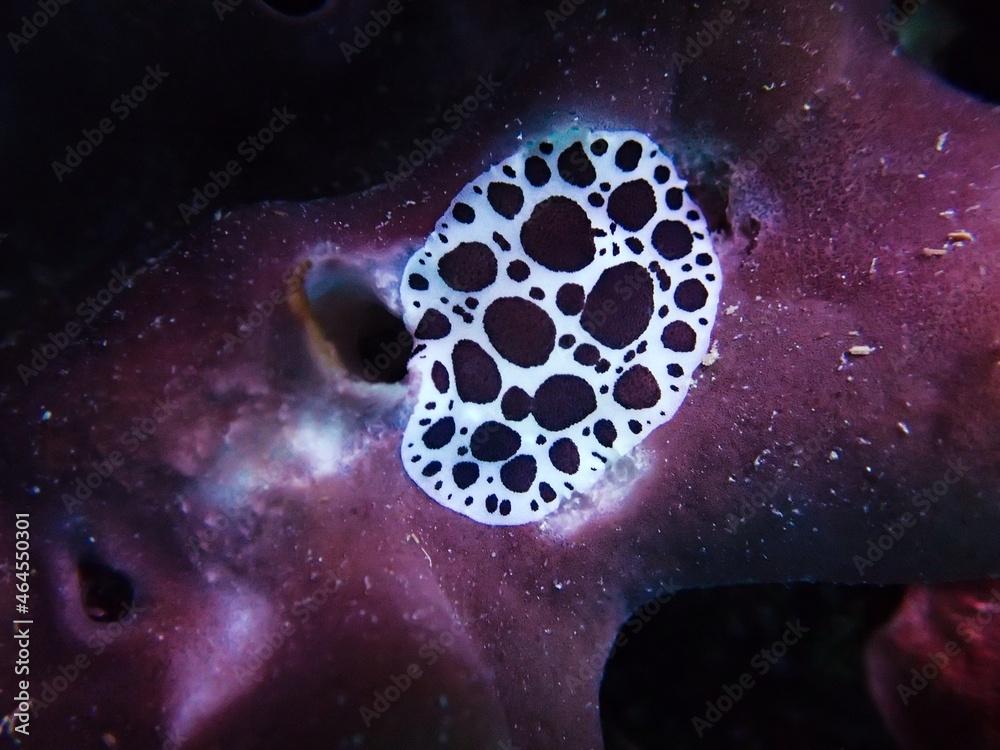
{"left": 401, "top": 128, "right": 721, "bottom": 524}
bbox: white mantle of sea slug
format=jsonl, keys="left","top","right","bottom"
{"left": 400, "top": 128, "right": 721, "bottom": 525}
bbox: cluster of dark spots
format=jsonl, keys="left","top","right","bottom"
{"left": 558, "top": 141, "right": 597, "bottom": 187}
{"left": 451, "top": 305, "right": 473, "bottom": 324}
{"left": 501, "top": 387, "right": 532, "bottom": 421}
{"left": 438, "top": 241, "right": 498, "bottom": 292}
{"left": 607, "top": 180, "right": 656, "bottom": 231}
{"left": 674, "top": 279, "right": 709, "bottom": 312}
{"left": 533, "top": 374, "right": 597, "bottom": 430}
{"left": 470, "top": 420, "right": 521, "bottom": 461}
{"left": 573, "top": 343, "right": 600, "bottom": 366}
{"left": 501, "top": 455, "right": 537, "bottom": 492}
{"left": 580, "top": 262, "right": 654, "bottom": 348}
{"left": 431, "top": 361, "right": 449, "bottom": 393}
{"left": 614, "top": 365, "right": 661, "bottom": 409}
{"left": 648, "top": 261, "right": 671, "bottom": 292}
{"left": 453, "top": 462, "right": 479, "bottom": 489}
{"left": 507, "top": 260, "right": 530, "bottom": 281}
{"left": 452, "top": 202, "right": 476, "bottom": 223}
{"left": 415, "top": 309, "right": 451, "bottom": 339}
{"left": 661, "top": 320, "right": 697, "bottom": 352}
{"left": 549, "top": 437, "right": 580, "bottom": 474}
{"left": 452, "top": 339, "right": 501, "bottom": 402}
{"left": 403, "top": 133, "right": 720, "bottom": 521}
{"left": 651, "top": 219, "right": 694, "bottom": 260}
{"left": 665, "top": 187, "right": 684, "bottom": 211}
{"left": 484, "top": 297, "right": 556, "bottom": 367}
{"left": 520, "top": 196, "right": 596, "bottom": 272}
{"left": 493, "top": 231, "right": 511, "bottom": 252}
{"left": 594, "top": 418, "right": 617, "bottom": 448}
{"left": 556, "top": 283, "right": 585, "bottom": 315}
{"left": 487, "top": 182, "right": 525, "bottom": 219}
{"left": 615, "top": 140, "right": 643, "bottom": 171}
{"left": 525, "top": 156, "right": 551, "bottom": 186}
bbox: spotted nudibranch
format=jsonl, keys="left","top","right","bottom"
{"left": 401, "top": 129, "right": 721, "bottom": 524}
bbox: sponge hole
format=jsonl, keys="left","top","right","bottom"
{"left": 304, "top": 262, "right": 413, "bottom": 384}
{"left": 77, "top": 556, "right": 135, "bottom": 623}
